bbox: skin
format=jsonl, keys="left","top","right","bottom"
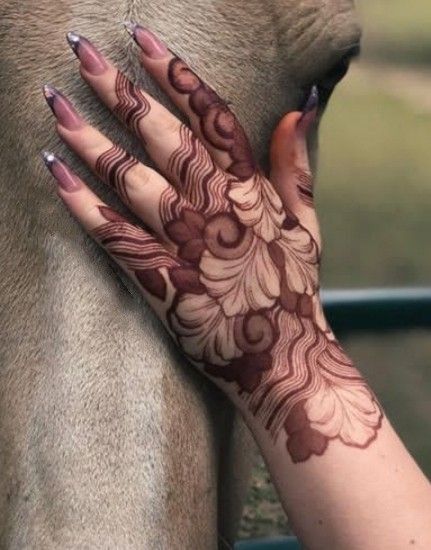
{"left": 0, "top": 1, "right": 365, "bottom": 548}
{"left": 43, "top": 25, "right": 431, "bottom": 550}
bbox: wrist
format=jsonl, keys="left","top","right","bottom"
{"left": 209, "top": 307, "right": 383, "bottom": 463}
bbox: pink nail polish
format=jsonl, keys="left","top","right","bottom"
{"left": 43, "top": 84, "right": 85, "bottom": 130}
{"left": 66, "top": 31, "right": 109, "bottom": 75}
{"left": 42, "top": 152, "right": 82, "bottom": 193}
{"left": 124, "top": 21, "right": 168, "bottom": 59}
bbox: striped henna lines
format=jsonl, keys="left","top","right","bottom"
{"left": 95, "top": 145, "right": 138, "bottom": 205}
{"left": 295, "top": 168, "right": 314, "bottom": 207}
{"left": 167, "top": 124, "right": 231, "bottom": 215}
{"left": 92, "top": 205, "right": 179, "bottom": 300}
{"left": 113, "top": 71, "right": 151, "bottom": 138}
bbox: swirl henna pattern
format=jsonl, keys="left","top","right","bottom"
{"left": 90, "top": 56, "right": 383, "bottom": 463}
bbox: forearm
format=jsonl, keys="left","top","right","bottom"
{"left": 217, "top": 324, "right": 431, "bottom": 550}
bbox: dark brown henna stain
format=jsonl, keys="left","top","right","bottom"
{"left": 167, "top": 124, "right": 231, "bottom": 214}
{"left": 284, "top": 400, "right": 328, "bottom": 463}
{"left": 113, "top": 71, "right": 151, "bottom": 138}
{"left": 205, "top": 352, "right": 272, "bottom": 393}
{"left": 147, "top": 65, "right": 383, "bottom": 461}
{"left": 295, "top": 167, "right": 314, "bottom": 207}
{"left": 95, "top": 145, "right": 138, "bottom": 205}
{"left": 165, "top": 209, "right": 206, "bottom": 264}
{"left": 168, "top": 57, "right": 256, "bottom": 180}
{"left": 93, "top": 205, "right": 179, "bottom": 300}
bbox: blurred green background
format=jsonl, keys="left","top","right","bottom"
{"left": 240, "top": 0, "right": 431, "bottom": 538}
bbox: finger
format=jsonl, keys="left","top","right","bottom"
{"left": 66, "top": 30, "right": 229, "bottom": 205}
{"left": 41, "top": 151, "right": 182, "bottom": 305}
{"left": 126, "top": 22, "right": 257, "bottom": 181}
{"left": 270, "top": 87, "right": 321, "bottom": 247}
{"left": 43, "top": 84, "right": 194, "bottom": 241}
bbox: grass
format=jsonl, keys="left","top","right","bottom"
{"left": 358, "top": 0, "right": 431, "bottom": 64}
{"left": 318, "top": 68, "right": 431, "bottom": 287}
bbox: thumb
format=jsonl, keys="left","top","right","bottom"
{"left": 270, "top": 86, "right": 320, "bottom": 243}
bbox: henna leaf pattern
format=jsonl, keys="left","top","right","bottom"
{"left": 91, "top": 56, "right": 383, "bottom": 463}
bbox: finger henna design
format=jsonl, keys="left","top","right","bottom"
{"left": 85, "top": 50, "right": 382, "bottom": 463}
{"left": 133, "top": 57, "right": 384, "bottom": 463}
{"left": 168, "top": 57, "right": 256, "bottom": 180}
{"left": 113, "top": 71, "right": 151, "bottom": 138}
{"left": 295, "top": 168, "right": 314, "bottom": 207}
{"left": 167, "top": 124, "right": 231, "bottom": 215}
{"left": 95, "top": 145, "right": 138, "bottom": 205}
{"left": 93, "top": 205, "right": 180, "bottom": 300}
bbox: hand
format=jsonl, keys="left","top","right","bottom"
{"left": 42, "top": 22, "right": 382, "bottom": 464}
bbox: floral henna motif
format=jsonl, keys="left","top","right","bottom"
{"left": 94, "top": 57, "right": 383, "bottom": 462}
{"left": 157, "top": 173, "right": 382, "bottom": 461}
{"left": 95, "top": 145, "right": 138, "bottom": 205}
{"left": 113, "top": 71, "right": 151, "bottom": 138}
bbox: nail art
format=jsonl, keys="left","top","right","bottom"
{"left": 66, "top": 31, "right": 109, "bottom": 75}
{"left": 42, "top": 84, "right": 85, "bottom": 130}
{"left": 301, "top": 85, "right": 319, "bottom": 116}
{"left": 123, "top": 21, "right": 168, "bottom": 59}
{"left": 42, "top": 152, "right": 83, "bottom": 192}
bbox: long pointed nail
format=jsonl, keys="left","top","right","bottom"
{"left": 301, "top": 85, "right": 319, "bottom": 116}
{"left": 42, "top": 84, "right": 85, "bottom": 130}
{"left": 42, "top": 152, "right": 83, "bottom": 193}
{"left": 123, "top": 21, "right": 168, "bottom": 59}
{"left": 66, "top": 31, "right": 109, "bottom": 75}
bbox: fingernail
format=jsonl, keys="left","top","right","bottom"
{"left": 66, "top": 31, "right": 109, "bottom": 75}
{"left": 42, "top": 152, "right": 83, "bottom": 193}
{"left": 123, "top": 21, "right": 168, "bottom": 59}
{"left": 42, "top": 84, "right": 85, "bottom": 130}
{"left": 301, "top": 85, "right": 319, "bottom": 117}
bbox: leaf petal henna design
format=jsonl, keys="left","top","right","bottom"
{"left": 229, "top": 172, "right": 286, "bottom": 242}
{"left": 200, "top": 232, "right": 280, "bottom": 316}
{"left": 84, "top": 52, "right": 383, "bottom": 464}
{"left": 243, "top": 310, "right": 383, "bottom": 463}
{"left": 170, "top": 293, "right": 242, "bottom": 365}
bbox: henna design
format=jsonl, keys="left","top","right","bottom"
{"left": 95, "top": 55, "right": 382, "bottom": 462}
{"left": 167, "top": 124, "right": 231, "bottom": 215}
{"left": 93, "top": 205, "right": 179, "bottom": 300}
{"left": 113, "top": 71, "right": 151, "bottom": 138}
{"left": 295, "top": 168, "right": 314, "bottom": 207}
{"left": 168, "top": 57, "right": 256, "bottom": 181}
{"left": 95, "top": 145, "right": 138, "bottom": 205}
